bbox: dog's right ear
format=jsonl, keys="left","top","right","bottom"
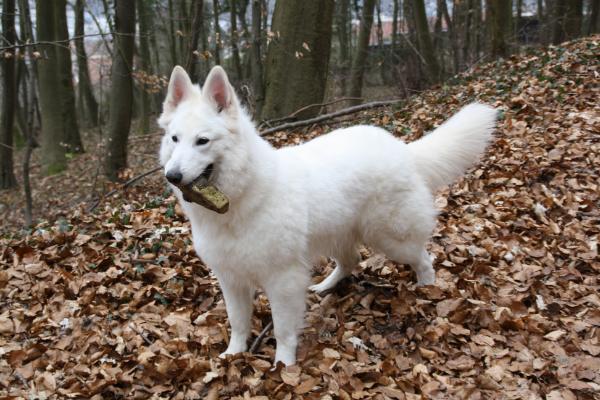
{"left": 162, "top": 66, "right": 193, "bottom": 116}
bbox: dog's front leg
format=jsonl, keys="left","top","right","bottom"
{"left": 265, "top": 270, "right": 309, "bottom": 365}
{"left": 218, "top": 278, "right": 255, "bottom": 356}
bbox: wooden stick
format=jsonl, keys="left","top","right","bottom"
{"left": 259, "top": 97, "right": 364, "bottom": 128}
{"left": 88, "top": 165, "right": 162, "bottom": 211}
{"left": 249, "top": 320, "right": 273, "bottom": 354}
{"left": 260, "top": 99, "right": 405, "bottom": 136}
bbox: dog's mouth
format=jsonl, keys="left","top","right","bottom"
{"left": 189, "top": 163, "right": 214, "bottom": 188}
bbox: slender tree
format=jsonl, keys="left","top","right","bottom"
{"left": 552, "top": 0, "right": 583, "bottom": 43}
{"left": 186, "top": 0, "right": 206, "bottom": 81}
{"left": 412, "top": 0, "right": 441, "bottom": 83}
{"left": 75, "top": 0, "right": 99, "bottom": 127}
{"left": 104, "top": 0, "right": 136, "bottom": 181}
{"left": 137, "top": 0, "right": 153, "bottom": 135}
{"left": 251, "top": 0, "right": 265, "bottom": 117}
{"left": 338, "top": 0, "right": 352, "bottom": 95}
{"left": 231, "top": 0, "right": 243, "bottom": 79}
{"left": 487, "top": 0, "right": 512, "bottom": 58}
{"left": 261, "top": 0, "right": 335, "bottom": 120}
{"left": 167, "top": 0, "right": 178, "bottom": 66}
{"left": 213, "top": 0, "right": 222, "bottom": 65}
{"left": 589, "top": 0, "right": 600, "bottom": 35}
{"left": 438, "top": 0, "right": 458, "bottom": 73}
{"left": 348, "top": 0, "right": 376, "bottom": 103}
{"left": 1, "top": 0, "right": 17, "bottom": 189}
{"left": 55, "top": 0, "right": 84, "bottom": 152}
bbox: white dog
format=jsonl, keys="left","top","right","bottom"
{"left": 159, "top": 65, "right": 497, "bottom": 365}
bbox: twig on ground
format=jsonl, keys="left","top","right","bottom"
{"left": 88, "top": 165, "right": 162, "bottom": 212}
{"left": 249, "top": 320, "right": 273, "bottom": 354}
{"left": 128, "top": 322, "right": 154, "bottom": 346}
{"left": 260, "top": 99, "right": 405, "bottom": 136}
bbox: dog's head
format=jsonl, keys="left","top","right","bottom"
{"left": 158, "top": 66, "right": 242, "bottom": 188}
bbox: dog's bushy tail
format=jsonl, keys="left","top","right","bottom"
{"left": 409, "top": 102, "right": 497, "bottom": 191}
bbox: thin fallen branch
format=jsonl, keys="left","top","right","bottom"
{"left": 260, "top": 99, "right": 405, "bottom": 136}
{"left": 88, "top": 165, "right": 162, "bottom": 212}
{"left": 249, "top": 320, "right": 273, "bottom": 354}
{"left": 259, "top": 97, "right": 363, "bottom": 128}
{"left": 128, "top": 322, "right": 154, "bottom": 346}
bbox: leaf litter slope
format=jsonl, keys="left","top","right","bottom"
{"left": 1, "top": 36, "right": 599, "bottom": 399}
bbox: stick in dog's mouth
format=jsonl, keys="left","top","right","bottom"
{"left": 176, "top": 163, "right": 230, "bottom": 214}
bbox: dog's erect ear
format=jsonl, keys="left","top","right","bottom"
{"left": 163, "top": 66, "right": 193, "bottom": 115}
{"left": 203, "top": 66, "right": 235, "bottom": 113}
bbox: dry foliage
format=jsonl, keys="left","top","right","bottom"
{"left": 1, "top": 36, "right": 599, "bottom": 399}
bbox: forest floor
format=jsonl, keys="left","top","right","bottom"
{"left": 1, "top": 36, "right": 599, "bottom": 399}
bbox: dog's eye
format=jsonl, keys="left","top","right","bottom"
{"left": 171, "top": 135, "right": 178, "bottom": 143}
{"left": 196, "top": 137, "right": 210, "bottom": 146}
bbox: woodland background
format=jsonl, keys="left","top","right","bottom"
{"left": 0, "top": 0, "right": 598, "bottom": 227}
{"left": 0, "top": 1, "right": 599, "bottom": 399}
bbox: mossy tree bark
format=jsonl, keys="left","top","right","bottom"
{"left": 1, "top": 0, "right": 17, "bottom": 189}
{"left": 104, "top": 0, "right": 136, "bottom": 181}
{"left": 36, "top": 0, "right": 67, "bottom": 175}
{"left": 261, "top": 0, "right": 335, "bottom": 121}
{"left": 75, "top": 0, "right": 99, "bottom": 127}
{"left": 348, "top": 0, "right": 376, "bottom": 104}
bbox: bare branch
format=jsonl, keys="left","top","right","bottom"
{"left": 260, "top": 99, "right": 405, "bottom": 136}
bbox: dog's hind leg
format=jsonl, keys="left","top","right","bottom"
{"left": 309, "top": 247, "right": 359, "bottom": 294}
{"left": 376, "top": 238, "right": 435, "bottom": 286}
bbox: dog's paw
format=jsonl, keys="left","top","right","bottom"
{"left": 309, "top": 281, "right": 333, "bottom": 294}
{"left": 416, "top": 271, "right": 436, "bottom": 286}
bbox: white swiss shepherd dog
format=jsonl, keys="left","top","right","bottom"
{"left": 159, "top": 65, "right": 497, "bottom": 365}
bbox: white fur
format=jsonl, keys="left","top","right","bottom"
{"left": 159, "top": 66, "right": 497, "bottom": 365}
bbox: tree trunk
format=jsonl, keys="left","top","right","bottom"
{"left": 412, "top": 0, "right": 441, "bottom": 83}
{"left": 230, "top": 0, "right": 243, "bottom": 80}
{"left": 37, "top": 0, "right": 67, "bottom": 174}
{"left": 251, "top": 0, "right": 265, "bottom": 117}
{"left": 137, "top": 0, "right": 152, "bottom": 135}
{"left": 178, "top": 0, "right": 189, "bottom": 67}
{"left": 438, "top": 0, "right": 458, "bottom": 74}
{"left": 392, "top": 0, "right": 399, "bottom": 55}
{"left": 104, "top": 0, "right": 136, "bottom": 181}
{"left": 348, "top": 0, "right": 376, "bottom": 103}
{"left": 261, "top": 0, "right": 335, "bottom": 120}
{"left": 463, "top": 0, "right": 473, "bottom": 66}
{"left": 75, "top": 0, "right": 99, "bottom": 127}
{"left": 167, "top": 0, "right": 178, "bottom": 66}
{"left": 212, "top": 0, "right": 221, "bottom": 65}
{"left": 589, "top": 0, "right": 600, "bottom": 35}
{"left": 487, "top": 0, "right": 512, "bottom": 58}
{"left": 552, "top": 0, "right": 583, "bottom": 43}
{"left": 55, "top": 0, "right": 83, "bottom": 153}
{"left": 338, "top": 0, "right": 351, "bottom": 95}
{"left": 1, "top": 0, "right": 17, "bottom": 189}
{"left": 186, "top": 0, "right": 205, "bottom": 81}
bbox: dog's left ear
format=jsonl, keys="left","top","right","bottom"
{"left": 203, "top": 66, "right": 236, "bottom": 113}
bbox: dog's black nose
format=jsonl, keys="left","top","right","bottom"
{"left": 165, "top": 170, "right": 183, "bottom": 185}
